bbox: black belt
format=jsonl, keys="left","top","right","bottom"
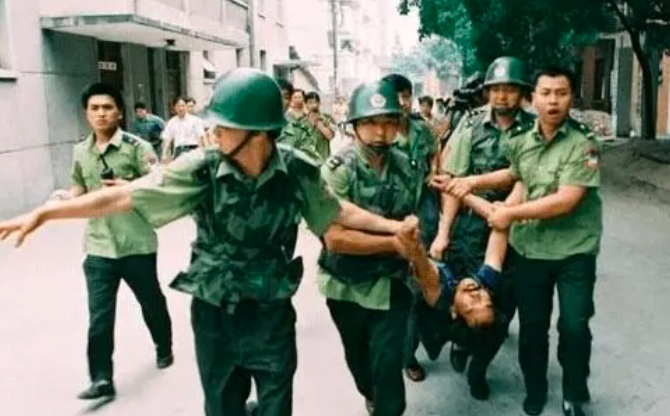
{"left": 176, "top": 145, "right": 198, "bottom": 150}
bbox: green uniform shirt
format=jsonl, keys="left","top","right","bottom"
{"left": 394, "top": 117, "right": 438, "bottom": 178}
{"left": 442, "top": 106, "right": 536, "bottom": 178}
{"left": 71, "top": 129, "right": 158, "bottom": 258}
{"left": 128, "top": 144, "right": 341, "bottom": 305}
{"left": 279, "top": 117, "right": 322, "bottom": 161}
{"left": 317, "top": 143, "right": 419, "bottom": 311}
{"left": 508, "top": 118, "right": 603, "bottom": 260}
{"left": 312, "top": 113, "right": 336, "bottom": 161}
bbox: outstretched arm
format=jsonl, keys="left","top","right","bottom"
{"left": 0, "top": 185, "right": 133, "bottom": 247}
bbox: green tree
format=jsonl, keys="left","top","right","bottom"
{"left": 388, "top": 35, "right": 462, "bottom": 90}
{"left": 400, "top": 0, "right": 670, "bottom": 139}
{"left": 398, "top": 0, "right": 613, "bottom": 71}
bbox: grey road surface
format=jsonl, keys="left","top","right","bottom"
{"left": 0, "top": 180, "right": 668, "bottom": 416}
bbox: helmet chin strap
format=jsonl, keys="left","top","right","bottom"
{"left": 223, "top": 131, "right": 257, "bottom": 159}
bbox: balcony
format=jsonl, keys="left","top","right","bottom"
{"left": 40, "top": 0, "right": 249, "bottom": 50}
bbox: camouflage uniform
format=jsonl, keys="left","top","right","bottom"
{"left": 393, "top": 116, "right": 439, "bottom": 246}
{"left": 394, "top": 116, "right": 440, "bottom": 374}
{"left": 279, "top": 117, "right": 322, "bottom": 162}
{"left": 442, "top": 106, "right": 536, "bottom": 277}
{"left": 130, "top": 144, "right": 339, "bottom": 416}
{"left": 129, "top": 69, "right": 341, "bottom": 416}
{"left": 317, "top": 81, "right": 419, "bottom": 416}
{"left": 311, "top": 112, "right": 336, "bottom": 161}
{"left": 318, "top": 144, "right": 420, "bottom": 416}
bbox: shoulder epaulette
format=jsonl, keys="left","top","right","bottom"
{"left": 464, "top": 109, "right": 486, "bottom": 128}
{"left": 326, "top": 155, "right": 345, "bottom": 171}
{"left": 567, "top": 118, "right": 596, "bottom": 140}
{"left": 509, "top": 122, "right": 533, "bottom": 137}
{"left": 121, "top": 134, "right": 140, "bottom": 147}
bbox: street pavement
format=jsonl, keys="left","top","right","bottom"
{"left": 1, "top": 178, "right": 669, "bottom": 416}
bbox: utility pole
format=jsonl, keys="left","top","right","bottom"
{"left": 330, "top": 0, "right": 339, "bottom": 97}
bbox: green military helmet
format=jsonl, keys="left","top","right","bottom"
{"left": 484, "top": 56, "right": 531, "bottom": 89}
{"left": 347, "top": 81, "right": 403, "bottom": 123}
{"left": 202, "top": 68, "right": 287, "bottom": 131}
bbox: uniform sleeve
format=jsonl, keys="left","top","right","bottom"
{"left": 425, "top": 124, "right": 439, "bottom": 158}
{"left": 505, "top": 135, "right": 521, "bottom": 179}
{"left": 71, "top": 151, "right": 86, "bottom": 189}
{"left": 558, "top": 139, "right": 600, "bottom": 188}
{"left": 293, "top": 163, "right": 341, "bottom": 236}
{"left": 135, "top": 140, "right": 158, "bottom": 176}
{"left": 320, "top": 161, "right": 351, "bottom": 199}
{"left": 441, "top": 124, "right": 472, "bottom": 177}
{"left": 129, "top": 150, "right": 209, "bottom": 228}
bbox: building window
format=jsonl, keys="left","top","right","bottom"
{"left": 203, "top": 51, "right": 217, "bottom": 81}
{"left": 260, "top": 50, "right": 267, "bottom": 71}
{"left": 236, "top": 48, "right": 244, "bottom": 67}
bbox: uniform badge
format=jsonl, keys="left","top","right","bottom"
{"left": 370, "top": 93, "right": 387, "bottom": 108}
{"left": 584, "top": 146, "right": 599, "bottom": 169}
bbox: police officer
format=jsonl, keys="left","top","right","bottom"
{"left": 440, "top": 66, "right": 601, "bottom": 416}
{"left": 44, "top": 83, "right": 172, "bottom": 400}
{"left": 305, "top": 91, "right": 337, "bottom": 160}
{"left": 381, "top": 73, "right": 439, "bottom": 382}
{"left": 429, "top": 57, "right": 536, "bottom": 400}
{"left": 275, "top": 78, "right": 322, "bottom": 161}
{"left": 0, "top": 69, "right": 414, "bottom": 416}
{"left": 317, "top": 81, "right": 422, "bottom": 416}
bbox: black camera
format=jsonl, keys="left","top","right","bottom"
{"left": 99, "top": 155, "right": 115, "bottom": 180}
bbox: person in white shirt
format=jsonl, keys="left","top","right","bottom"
{"left": 161, "top": 96, "right": 206, "bottom": 161}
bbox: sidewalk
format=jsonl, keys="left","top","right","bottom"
{"left": 601, "top": 138, "right": 670, "bottom": 206}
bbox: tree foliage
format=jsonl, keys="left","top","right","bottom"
{"left": 398, "top": 0, "right": 614, "bottom": 74}
{"left": 400, "top": 0, "right": 670, "bottom": 138}
{"left": 389, "top": 35, "right": 462, "bottom": 86}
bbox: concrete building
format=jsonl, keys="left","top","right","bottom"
{"left": 283, "top": 0, "right": 394, "bottom": 99}
{"left": 0, "top": 0, "right": 287, "bottom": 216}
{"left": 578, "top": 32, "right": 670, "bottom": 138}
{"left": 284, "top": 0, "right": 332, "bottom": 91}
{"left": 337, "top": 0, "right": 391, "bottom": 96}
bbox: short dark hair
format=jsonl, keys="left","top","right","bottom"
{"left": 185, "top": 97, "right": 196, "bottom": 105}
{"left": 305, "top": 91, "right": 321, "bottom": 102}
{"left": 381, "top": 73, "right": 413, "bottom": 94}
{"left": 134, "top": 102, "right": 147, "bottom": 111}
{"left": 418, "top": 96, "right": 434, "bottom": 107}
{"left": 533, "top": 66, "right": 577, "bottom": 92}
{"left": 275, "top": 78, "right": 294, "bottom": 95}
{"left": 81, "top": 83, "right": 125, "bottom": 113}
{"left": 172, "top": 96, "right": 187, "bottom": 107}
